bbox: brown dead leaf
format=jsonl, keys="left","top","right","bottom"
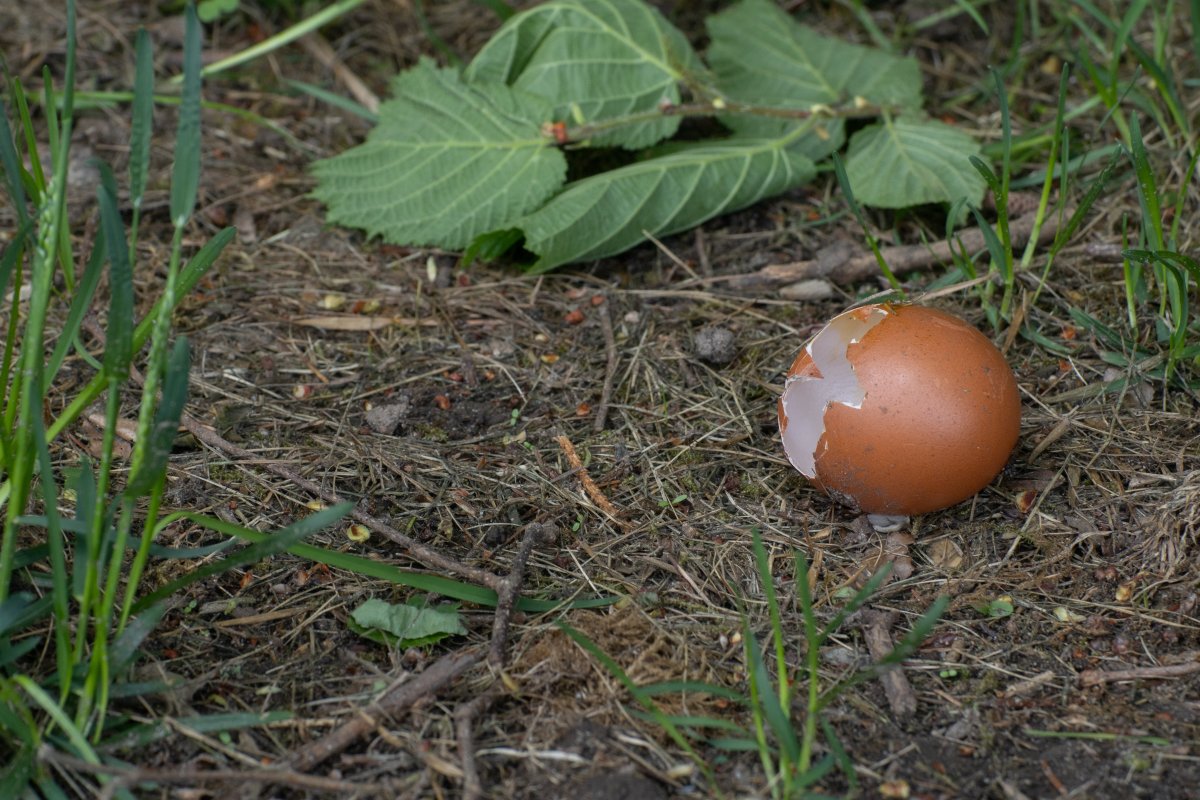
{"left": 858, "top": 531, "right": 914, "bottom": 586}
{"left": 927, "top": 538, "right": 964, "bottom": 571}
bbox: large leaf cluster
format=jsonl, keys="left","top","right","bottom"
{"left": 312, "top": 0, "right": 985, "bottom": 272}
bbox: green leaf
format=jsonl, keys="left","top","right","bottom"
{"left": 197, "top": 0, "right": 239, "bottom": 22}
{"left": 520, "top": 138, "right": 814, "bottom": 272}
{"left": 844, "top": 116, "right": 986, "bottom": 209}
{"left": 465, "top": 0, "right": 703, "bottom": 149}
{"left": 349, "top": 598, "right": 466, "bottom": 648}
{"left": 707, "top": 0, "right": 922, "bottom": 158}
{"left": 312, "top": 59, "right": 566, "bottom": 249}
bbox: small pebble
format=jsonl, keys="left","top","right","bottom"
{"left": 365, "top": 396, "right": 411, "bottom": 434}
{"left": 694, "top": 325, "right": 737, "bottom": 365}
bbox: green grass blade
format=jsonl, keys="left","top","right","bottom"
{"left": 44, "top": 229, "right": 106, "bottom": 390}
{"left": 12, "top": 675, "right": 99, "bottom": 765}
{"left": 628, "top": 711, "right": 746, "bottom": 733}
{"left": 11, "top": 78, "right": 46, "bottom": 197}
{"left": 128, "top": 28, "right": 154, "bottom": 212}
{"left": 559, "top": 622, "right": 711, "bottom": 778}
{"left": 202, "top": 515, "right": 611, "bottom": 612}
{"left": 1127, "top": 115, "right": 1164, "bottom": 250}
{"left": 32, "top": 410, "right": 73, "bottom": 698}
{"left": 170, "top": 4, "right": 202, "bottom": 227}
{"left": 819, "top": 716, "right": 858, "bottom": 792}
{"left": 707, "top": 736, "right": 762, "bottom": 751}
{"left": 815, "top": 563, "right": 891, "bottom": 645}
{"left": 0, "top": 592, "right": 51, "bottom": 637}
{"left": 125, "top": 338, "right": 189, "bottom": 496}
{"left": 751, "top": 530, "right": 790, "bottom": 709}
{"left": 831, "top": 151, "right": 903, "bottom": 294}
{"left": 100, "top": 711, "right": 293, "bottom": 751}
{"left": 108, "top": 602, "right": 167, "bottom": 675}
{"left": 743, "top": 622, "right": 801, "bottom": 766}
{"left": 181, "top": 0, "right": 368, "bottom": 82}
{"left": 0, "top": 96, "right": 29, "bottom": 222}
{"left": 130, "top": 503, "right": 354, "bottom": 614}
{"left": 43, "top": 227, "right": 234, "bottom": 446}
{"left": 284, "top": 79, "right": 377, "bottom": 122}
{"left": 97, "top": 162, "right": 133, "bottom": 378}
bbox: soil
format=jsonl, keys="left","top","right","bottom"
{"left": 3, "top": 1, "right": 1198, "bottom": 799}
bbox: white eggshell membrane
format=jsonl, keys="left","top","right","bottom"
{"left": 779, "top": 305, "right": 889, "bottom": 478}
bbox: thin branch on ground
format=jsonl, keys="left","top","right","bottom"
{"left": 289, "top": 647, "right": 483, "bottom": 772}
{"left": 1079, "top": 655, "right": 1200, "bottom": 687}
{"left": 593, "top": 298, "right": 618, "bottom": 433}
{"left": 456, "top": 521, "right": 553, "bottom": 796}
{"left": 455, "top": 690, "right": 501, "bottom": 800}
{"left": 38, "top": 746, "right": 384, "bottom": 800}
{"left": 555, "top": 433, "right": 629, "bottom": 528}
{"left": 723, "top": 209, "right": 1068, "bottom": 290}
{"left": 489, "top": 522, "right": 551, "bottom": 668}
{"left": 297, "top": 32, "right": 380, "bottom": 114}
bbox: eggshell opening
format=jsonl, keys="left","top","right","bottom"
{"left": 778, "top": 304, "right": 888, "bottom": 478}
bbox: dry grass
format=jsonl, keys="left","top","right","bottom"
{"left": 4, "top": 1, "right": 1199, "bottom": 798}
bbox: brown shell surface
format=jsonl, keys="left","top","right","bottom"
{"left": 781, "top": 304, "right": 1021, "bottom": 515}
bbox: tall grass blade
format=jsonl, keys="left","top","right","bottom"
{"left": 128, "top": 29, "right": 154, "bottom": 213}
{"left": 0, "top": 99, "right": 29, "bottom": 223}
{"left": 32, "top": 412, "right": 72, "bottom": 699}
{"left": 125, "top": 338, "right": 189, "bottom": 496}
{"left": 743, "top": 623, "right": 801, "bottom": 766}
{"left": 832, "top": 152, "right": 904, "bottom": 294}
{"left": 170, "top": 4, "right": 202, "bottom": 227}
{"left": 109, "top": 603, "right": 167, "bottom": 674}
{"left": 98, "top": 163, "right": 133, "bottom": 378}
{"left": 44, "top": 231, "right": 106, "bottom": 389}
{"left": 44, "top": 226, "right": 234, "bottom": 445}
{"left": 751, "top": 531, "right": 790, "bottom": 709}
{"left": 1127, "top": 115, "right": 1164, "bottom": 250}
{"left": 12, "top": 675, "right": 99, "bottom": 765}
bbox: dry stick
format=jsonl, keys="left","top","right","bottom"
{"left": 723, "top": 210, "right": 1068, "bottom": 291}
{"left": 860, "top": 610, "right": 918, "bottom": 718}
{"left": 488, "top": 522, "right": 547, "bottom": 668}
{"left": 554, "top": 434, "right": 628, "bottom": 528}
{"left": 455, "top": 691, "right": 500, "bottom": 800}
{"left": 593, "top": 301, "right": 618, "bottom": 433}
{"left": 1079, "top": 657, "right": 1200, "bottom": 687}
{"left": 297, "top": 33, "right": 380, "bottom": 114}
{"left": 457, "top": 523, "right": 552, "bottom": 797}
{"left": 36, "top": 746, "right": 383, "bottom": 800}
{"left": 180, "top": 416, "right": 502, "bottom": 590}
{"left": 289, "top": 647, "right": 483, "bottom": 772}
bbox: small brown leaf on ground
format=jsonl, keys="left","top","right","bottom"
{"left": 927, "top": 538, "right": 964, "bottom": 571}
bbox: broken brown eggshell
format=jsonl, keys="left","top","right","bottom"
{"left": 777, "top": 303, "right": 1021, "bottom": 516}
